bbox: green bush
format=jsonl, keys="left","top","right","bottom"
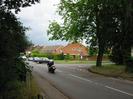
{"left": 31, "top": 52, "right": 66, "bottom": 60}
{"left": 31, "top": 51, "right": 85, "bottom": 60}
{"left": 58, "top": 53, "right": 65, "bottom": 60}
{"left": 65, "top": 54, "right": 73, "bottom": 60}
{"left": 31, "top": 51, "right": 47, "bottom": 57}
{"left": 52, "top": 54, "right": 63, "bottom": 60}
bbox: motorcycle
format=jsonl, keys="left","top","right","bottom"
{"left": 48, "top": 65, "right": 56, "bottom": 73}
{"left": 47, "top": 60, "right": 56, "bottom": 73}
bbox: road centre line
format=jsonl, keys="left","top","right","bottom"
{"left": 69, "top": 74, "right": 93, "bottom": 83}
{"left": 69, "top": 74, "right": 133, "bottom": 97}
{"left": 105, "top": 85, "right": 133, "bottom": 97}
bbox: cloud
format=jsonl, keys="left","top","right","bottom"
{"left": 16, "top": 0, "right": 67, "bottom": 45}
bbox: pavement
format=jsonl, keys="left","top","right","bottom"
{"left": 29, "top": 61, "right": 133, "bottom": 99}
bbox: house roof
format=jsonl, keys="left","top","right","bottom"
{"left": 40, "top": 45, "right": 64, "bottom": 53}
{"left": 62, "top": 43, "right": 88, "bottom": 56}
{"left": 26, "top": 45, "right": 43, "bottom": 51}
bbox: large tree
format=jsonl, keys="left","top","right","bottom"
{"left": 109, "top": 0, "right": 133, "bottom": 66}
{"left": 48, "top": 0, "right": 133, "bottom": 67}
{"left": 48, "top": 0, "right": 115, "bottom": 66}
{"left": 0, "top": 0, "right": 39, "bottom": 98}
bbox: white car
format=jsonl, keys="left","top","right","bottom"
{"left": 28, "top": 57, "right": 34, "bottom": 61}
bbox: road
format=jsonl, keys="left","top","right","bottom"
{"left": 30, "top": 62, "right": 133, "bottom": 99}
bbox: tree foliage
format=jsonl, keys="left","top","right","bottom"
{"left": 0, "top": 0, "right": 39, "bottom": 97}
{"left": 109, "top": 0, "right": 133, "bottom": 66}
{"left": 48, "top": 0, "right": 133, "bottom": 68}
{"left": 0, "top": 0, "right": 40, "bottom": 13}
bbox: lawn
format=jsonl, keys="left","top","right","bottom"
{"left": 89, "top": 64, "right": 133, "bottom": 81}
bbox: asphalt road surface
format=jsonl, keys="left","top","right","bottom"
{"left": 30, "top": 62, "right": 133, "bottom": 99}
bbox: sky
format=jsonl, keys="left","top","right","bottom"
{"left": 16, "top": 0, "right": 68, "bottom": 46}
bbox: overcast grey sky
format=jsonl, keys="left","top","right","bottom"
{"left": 17, "top": 0, "right": 68, "bottom": 46}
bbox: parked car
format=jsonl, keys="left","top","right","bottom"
{"left": 36, "top": 58, "right": 47, "bottom": 64}
{"left": 32, "top": 57, "right": 52, "bottom": 64}
{"left": 33, "top": 57, "right": 41, "bottom": 63}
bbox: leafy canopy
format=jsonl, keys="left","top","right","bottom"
{"left": 0, "top": 0, "right": 39, "bottom": 97}
{"left": 0, "top": 0, "right": 40, "bottom": 13}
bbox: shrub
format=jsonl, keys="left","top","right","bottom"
{"left": 64, "top": 54, "right": 73, "bottom": 60}
{"left": 31, "top": 51, "right": 66, "bottom": 60}
{"left": 59, "top": 53, "right": 65, "bottom": 60}
{"left": 31, "top": 51, "right": 85, "bottom": 60}
{"left": 31, "top": 51, "right": 47, "bottom": 57}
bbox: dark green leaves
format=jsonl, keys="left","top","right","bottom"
{"left": 0, "top": 0, "right": 40, "bottom": 13}
{"left": 0, "top": 0, "right": 38, "bottom": 96}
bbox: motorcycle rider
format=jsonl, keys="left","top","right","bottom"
{"left": 47, "top": 60, "right": 54, "bottom": 67}
{"left": 47, "top": 60, "right": 55, "bottom": 72}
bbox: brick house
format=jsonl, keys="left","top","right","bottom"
{"left": 62, "top": 43, "right": 88, "bottom": 57}
{"left": 40, "top": 45, "right": 64, "bottom": 54}
{"left": 27, "top": 43, "right": 88, "bottom": 59}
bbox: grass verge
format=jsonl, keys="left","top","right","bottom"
{"left": 2, "top": 75, "right": 43, "bottom": 99}
{"left": 89, "top": 64, "right": 133, "bottom": 81}
{"left": 55, "top": 60, "right": 111, "bottom": 64}
{"left": 55, "top": 60, "right": 92, "bottom": 64}
{"left": 19, "top": 76, "right": 42, "bottom": 99}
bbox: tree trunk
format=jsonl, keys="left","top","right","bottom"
{"left": 96, "top": 45, "right": 104, "bottom": 67}
{"left": 122, "top": 0, "right": 133, "bottom": 64}
{"left": 95, "top": 2, "right": 103, "bottom": 67}
{"left": 122, "top": 45, "right": 132, "bottom": 64}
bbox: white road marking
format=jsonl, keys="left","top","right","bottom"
{"left": 69, "top": 74, "right": 93, "bottom": 83}
{"left": 69, "top": 74, "right": 133, "bottom": 97}
{"left": 105, "top": 85, "right": 133, "bottom": 97}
